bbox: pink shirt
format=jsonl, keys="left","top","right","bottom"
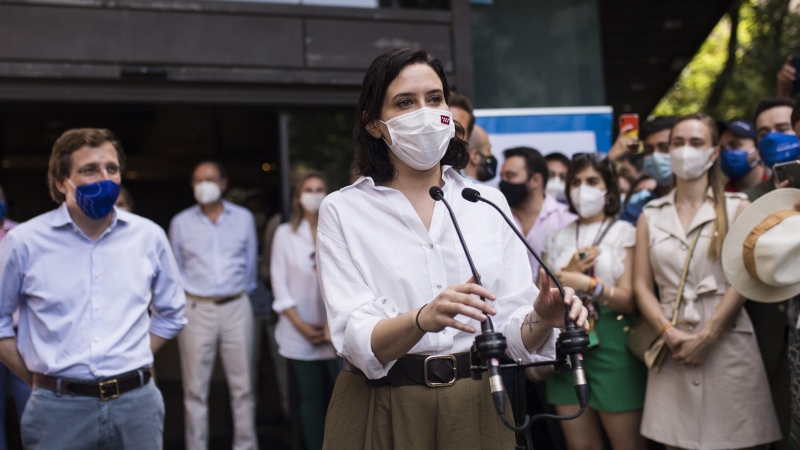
{"left": 0, "top": 219, "right": 19, "bottom": 327}
{"left": 514, "top": 195, "right": 576, "bottom": 284}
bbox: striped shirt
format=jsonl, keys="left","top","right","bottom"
{"left": 513, "top": 194, "right": 577, "bottom": 283}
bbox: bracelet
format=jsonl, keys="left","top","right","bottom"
{"left": 591, "top": 282, "right": 604, "bottom": 299}
{"left": 416, "top": 304, "right": 429, "bottom": 333}
{"left": 587, "top": 276, "right": 597, "bottom": 294}
{"left": 659, "top": 323, "right": 674, "bottom": 336}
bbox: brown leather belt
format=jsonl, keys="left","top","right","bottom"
{"left": 343, "top": 353, "right": 471, "bottom": 387}
{"left": 186, "top": 291, "right": 244, "bottom": 305}
{"left": 33, "top": 369, "right": 152, "bottom": 401}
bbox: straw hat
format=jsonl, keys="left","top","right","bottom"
{"left": 722, "top": 188, "right": 800, "bottom": 303}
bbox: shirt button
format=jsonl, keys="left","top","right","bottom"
{"left": 391, "top": 307, "right": 396, "bottom": 312}
{"left": 94, "top": 304, "right": 100, "bottom": 310}
{"left": 436, "top": 285, "right": 442, "bottom": 290}
{"left": 778, "top": 304, "right": 786, "bottom": 313}
{"left": 92, "top": 366, "right": 97, "bottom": 372}
{"left": 616, "top": 315, "right": 624, "bottom": 321}
{"left": 693, "top": 380, "right": 700, "bottom": 386}
{"left": 442, "top": 329, "right": 447, "bottom": 335}
{"left": 94, "top": 337, "right": 99, "bottom": 342}
{"left": 623, "top": 326, "right": 630, "bottom": 333}
{"left": 429, "top": 243, "right": 434, "bottom": 249}
{"left": 94, "top": 273, "right": 99, "bottom": 279}
{"left": 681, "top": 244, "right": 688, "bottom": 251}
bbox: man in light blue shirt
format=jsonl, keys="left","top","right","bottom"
{"left": 0, "top": 128, "right": 187, "bottom": 449}
{"left": 169, "top": 161, "right": 258, "bottom": 450}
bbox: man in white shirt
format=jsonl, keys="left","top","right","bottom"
{"left": 169, "top": 161, "right": 258, "bottom": 450}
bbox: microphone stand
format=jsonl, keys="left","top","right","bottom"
{"left": 459, "top": 187, "right": 590, "bottom": 450}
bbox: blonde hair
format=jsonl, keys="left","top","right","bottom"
{"left": 290, "top": 170, "right": 327, "bottom": 232}
{"left": 671, "top": 112, "right": 726, "bottom": 260}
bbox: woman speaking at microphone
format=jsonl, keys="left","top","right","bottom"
{"left": 316, "top": 47, "right": 589, "bottom": 449}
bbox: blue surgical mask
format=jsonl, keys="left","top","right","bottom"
{"left": 69, "top": 179, "right": 121, "bottom": 220}
{"left": 759, "top": 132, "right": 800, "bottom": 168}
{"left": 0, "top": 200, "right": 6, "bottom": 223}
{"left": 720, "top": 147, "right": 759, "bottom": 181}
{"left": 628, "top": 189, "right": 652, "bottom": 206}
{"left": 643, "top": 152, "right": 673, "bottom": 187}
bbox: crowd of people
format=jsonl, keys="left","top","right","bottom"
{"left": 0, "top": 46, "right": 797, "bottom": 450}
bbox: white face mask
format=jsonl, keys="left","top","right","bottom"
{"left": 570, "top": 185, "right": 607, "bottom": 219}
{"left": 194, "top": 181, "right": 221, "bottom": 205}
{"left": 300, "top": 192, "right": 326, "bottom": 213}
{"left": 670, "top": 146, "right": 716, "bottom": 181}
{"left": 545, "top": 178, "right": 567, "bottom": 202}
{"left": 380, "top": 107, "right": 455, "bottom": 171}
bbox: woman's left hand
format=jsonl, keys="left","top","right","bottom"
{"left": 534, "top": 268, "right": 590, "bottom": 331}
{"left": 672, "top": 330, "right": 715, "bottom": 366}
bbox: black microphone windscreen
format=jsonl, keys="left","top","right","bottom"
{"left": 462, "top": 188, "right": 481, "bottom": 203}
{"left": 429, "top": 186, "right": 444, "bottom": 201}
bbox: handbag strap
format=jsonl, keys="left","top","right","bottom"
{"left": 670, "top": 223, "right": 705, "bottom": 325}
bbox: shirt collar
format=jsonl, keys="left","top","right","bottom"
{"left": 50, "top": 203, "right": 125, "bottom": 233}
{"left": 343, "top": 166, "right": 462, "bottom": 193}
{"left": 538, "top": 194, "right": 562, "bottom": 220}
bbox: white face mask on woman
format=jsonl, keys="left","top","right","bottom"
{"left": 670, "top": 146, "right": 716, "bottom": 181}
{"left": 380, "top": 107, "right": 455, "bottom": 171}
{"left": 300, "top": 192, "right": 326, "bottom": 213}
{"left": 570, "top": 185, "right": 607, "bottom": 219}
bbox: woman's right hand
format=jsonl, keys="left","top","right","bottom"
{"left": 294, "top": 320, "right": 327, "bottom": 344}
{"left": 416, "top": 277, "right": 497, "bottom": 334}
{"left": 563, "top": 246, "right": 600, "bottom": 273}
{"left": 662, "top": 326, "right": 691, "bottom": 351}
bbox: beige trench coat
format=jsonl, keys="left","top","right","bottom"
{"left": 640, "top": 190, "right": 781, "bottom": 449}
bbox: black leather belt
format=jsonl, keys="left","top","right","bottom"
{"left": 343, "top": 353, "right": 471, "bottom": 387}
{"left": 33, "top": 369, "right": 152, "bottom": 401}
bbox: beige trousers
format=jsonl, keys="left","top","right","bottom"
{"left": 179, "top": 294, "right": 257, "bottom": 450}
{"left": 323, "top": 370, "right": 516, "bottom": 450}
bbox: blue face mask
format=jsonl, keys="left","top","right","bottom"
{"left": 628, "top": 189, "right": 652, "bottom": 206}
{"left": 69, "top": 179, "right": 121, "bottom": 220}
{"left": 720, "top": 147, "right": 758, "bottom": 181}
{"left": 642, "top": 152, "right": 673, "bottom": 187}
{"left": 759, "top": 132, "right": 800, "bottom": 168}
{"left": 0, "top": 200, "right": 6, "bottom": 223}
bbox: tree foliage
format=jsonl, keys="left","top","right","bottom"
{"left": 654, "top": 0, "right": 800, "bottom": 121}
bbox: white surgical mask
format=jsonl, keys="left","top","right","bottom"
{"left": 380, "top": 107, "right": 455, "bottom": 171}
{"left": 300, "top": 192, "right": 326, "bottom": 213}
{"left": 545, "top": 178, "right": 567, "bottom": 203}
{"left": 670, "top": 146, "right": 716, "bottom": 181}
{"left": 194, "top": 181, "right": 221, "bottom": 205}
{"left": 570, "top": 185, "right": 607, "bottom": 219}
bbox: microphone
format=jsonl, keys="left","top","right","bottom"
{"left": 429, "top": 186, "right": 508, "bottom": 416}
{"left": 461, "top": 187, "right": 589, "bottom": 408}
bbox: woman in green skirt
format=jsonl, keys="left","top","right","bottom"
{"left": 542, "top": 155, "right": 647, "bottom": 450}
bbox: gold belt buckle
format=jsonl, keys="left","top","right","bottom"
{"left": 99, "top": 379, "right": 120, "bottom": 401}
{"left": 423, "top": 355, "right": 457, "bottom": 387}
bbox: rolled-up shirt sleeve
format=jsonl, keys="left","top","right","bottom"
{"left": 149, "top": 230, "right": 187, "bottom": 339}
{"left": 317, "top": 202, "right": 398, "bottom": 379}
{"left": 270, "top": 226, "right": 297, "bottom": 314}
{"left": 0, "top": 233, "right": 22, "bottom": 340}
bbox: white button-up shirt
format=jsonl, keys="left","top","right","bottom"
{"left": 169, "top": 201, "right": 257, "bottom": 298}
{"left": 0, "top": 205, "right": 187, "bottom": 379}
{"left": 270, "top": 220, "right": 336, "bottom": 361}
{"left": 317, "top": 166, "right": 558, "bottom": 379}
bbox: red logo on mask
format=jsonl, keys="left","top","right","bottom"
{"left": 441, "top": 115, "right": 450, "bottom": 125}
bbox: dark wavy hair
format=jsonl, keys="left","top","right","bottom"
{"left": 353, "top": 48, "right": 468, "bottom": 182}
{"left": 565, "top": 155, "right": 621, "bottom": 218}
